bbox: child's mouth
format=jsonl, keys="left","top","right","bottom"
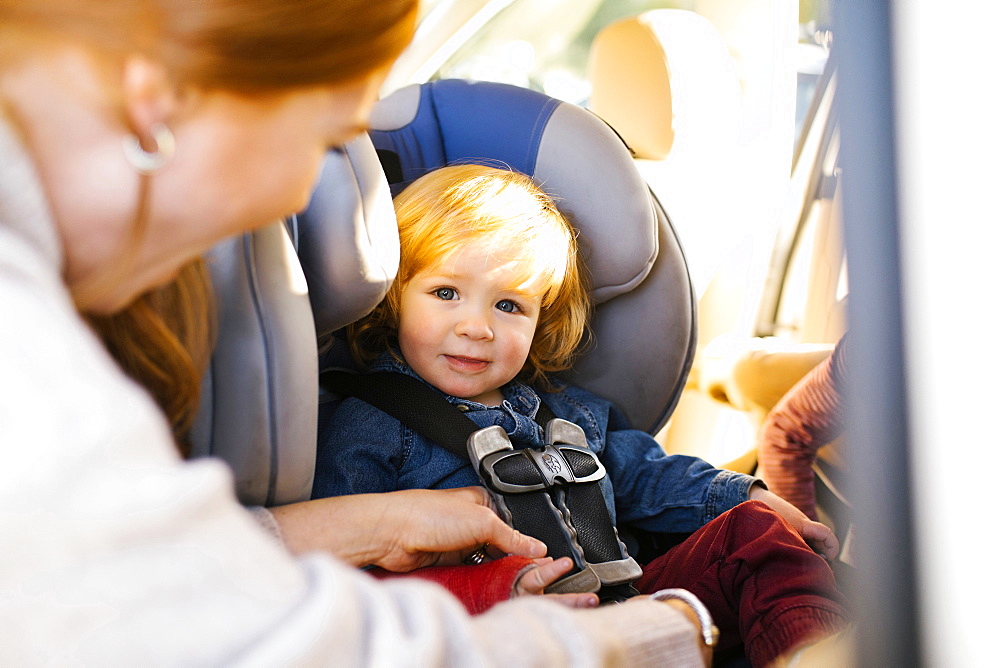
{"left": 445, "top": 355, "right": 489, "bottom": 371}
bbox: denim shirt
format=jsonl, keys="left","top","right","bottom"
{"left": 314, "top": 354, "right": 758, "bottom": 535}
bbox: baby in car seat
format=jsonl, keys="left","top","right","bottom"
{"left": 313, "top": 164, "right": 849, "bottom": 666}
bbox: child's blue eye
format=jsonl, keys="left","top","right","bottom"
{"left": 496, "top": 299, "right": 519, "bottom": 313}
{"left": 434, "top": 287, "right": 456, "bottom": 300}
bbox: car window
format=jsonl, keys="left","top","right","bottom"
{"left": 433, "top": 0, "right": 687, "bottom": 105}
{"left": 434, "top": 0, "right": 829, "bottom": 149}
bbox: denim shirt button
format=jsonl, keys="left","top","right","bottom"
{"left": 456, "top": 404, "right": 470, "bottom": 412}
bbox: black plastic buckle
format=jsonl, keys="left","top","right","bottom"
{"left": 470, "top": 419, "right": 606, "bottom": 494}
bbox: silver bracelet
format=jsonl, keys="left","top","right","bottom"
{"left": 650, "top": 588, "right": 720, "bottom": 647}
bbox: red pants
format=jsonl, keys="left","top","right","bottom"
{"left": 635, "top": 501, "right": 848, "bottom": 667}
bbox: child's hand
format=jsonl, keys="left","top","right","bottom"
{"left": 513, "top": 557, "right": 600, "bottom": 608}
{"left": 748, "top": 485, "right": 840, "bottom": 560}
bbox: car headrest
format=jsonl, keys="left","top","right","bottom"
{"left": 587, "top": 9, "right": 741, "bottom": 161}
{"left": 296, "top": 137, "right": 399, "bottom": 338}
{"left": 190, "top": 134, "right": 398, "bottom": 506}
{"left": 367, "top": 79, "right": 697, "bottom": 434}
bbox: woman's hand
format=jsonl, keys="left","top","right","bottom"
{"left": 748, "top": 485, "right": 840, "bottom": 560}
{"left": 270, "top": 487, "right": 547, "bottom": 571}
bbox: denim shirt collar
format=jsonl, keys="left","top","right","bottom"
{"left": 370, "top": 351, "right": 545, "bottom": 444}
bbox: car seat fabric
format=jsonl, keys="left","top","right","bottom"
{"left": 189, "top": 221, "right": 316, "bottom": 507}
{"left": 367, "top": 80, "right": 697, "bottom": 435}
{"left": 190, "top": 135, "right": 398, "bottom": 506}
{"left": 296, "top": 138, "right": 399, "bottom": 339}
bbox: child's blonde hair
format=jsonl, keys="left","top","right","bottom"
{"left": 350, "top": 163, "right": 590, "bottom": 390}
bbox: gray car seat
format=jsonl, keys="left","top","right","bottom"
{"left": 191, "top": 80, "right": 697, "bottom": 508}
{"left": 365, "top": 79, "right": 696, "bottom": 436}
{"left": 189, "top": 135, "right": 398, "bottom": 506}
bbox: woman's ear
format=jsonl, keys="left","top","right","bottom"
{"left": 120, "top": 56, "right": 179, "bottom": 148}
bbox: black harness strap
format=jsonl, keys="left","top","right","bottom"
{"left": 321, "top": 369, "right": 476, "bottom": 459}
{"left": 320, "top": 370, "right": 556, "bottom": 457}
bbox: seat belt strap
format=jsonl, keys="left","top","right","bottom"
{"left": 320, "top": 369, "right": 476, "bottom": 459}
{"left": 320, "top": 369, "right": 557, "bottom": 455}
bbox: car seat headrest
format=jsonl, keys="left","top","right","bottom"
{"left": 588, "top": 9, "right": 741, "bottom": 161}
{"left": 369, "top": 80, "right": 656, "bottom": 307}
{"left": 191, "top": 221, "right": 318, "bottom": 506}
{"left": 296, "top": 136, "right": 399, "bottom": 338}
{"left": 191, "top": 133, "right": 398, "bottom": 506}
{"left": 367, "top": 80, "right": 696, "bottom": 434}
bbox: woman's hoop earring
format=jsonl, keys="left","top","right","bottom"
{"left": 122, "top": 123, "right": 176, "bottom": 174}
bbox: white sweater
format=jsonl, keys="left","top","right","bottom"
{"left": 0, "top": 119, "right": 702, "bottom": 667}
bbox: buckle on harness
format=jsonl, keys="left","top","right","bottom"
{"left": 472, "top": 425, "right": 606, "bottom": 494}
{"left": 467, "top": 418, "right": 641, "bottom": 596}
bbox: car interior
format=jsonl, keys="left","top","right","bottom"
{"left": 586, "top": 9, "right": 848, "bottom": 535}
{"left": 188, "top": 6, "right": 855, "bottom": 650}
{"left": 189, "top": 0, "right": 853, "bottom": 553}
{"left": 190, "top": 77, "right": 698, "bottom": 512}
{"left": 179, "top": 1, "right": 999, "bottom": 663}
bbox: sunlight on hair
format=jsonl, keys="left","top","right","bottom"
{"left": 398, "top": 164, "right": 575, "bottom": 308}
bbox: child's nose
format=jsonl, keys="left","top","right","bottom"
{"left": 455, "top": 308, "right": 493, "bottom": 340}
